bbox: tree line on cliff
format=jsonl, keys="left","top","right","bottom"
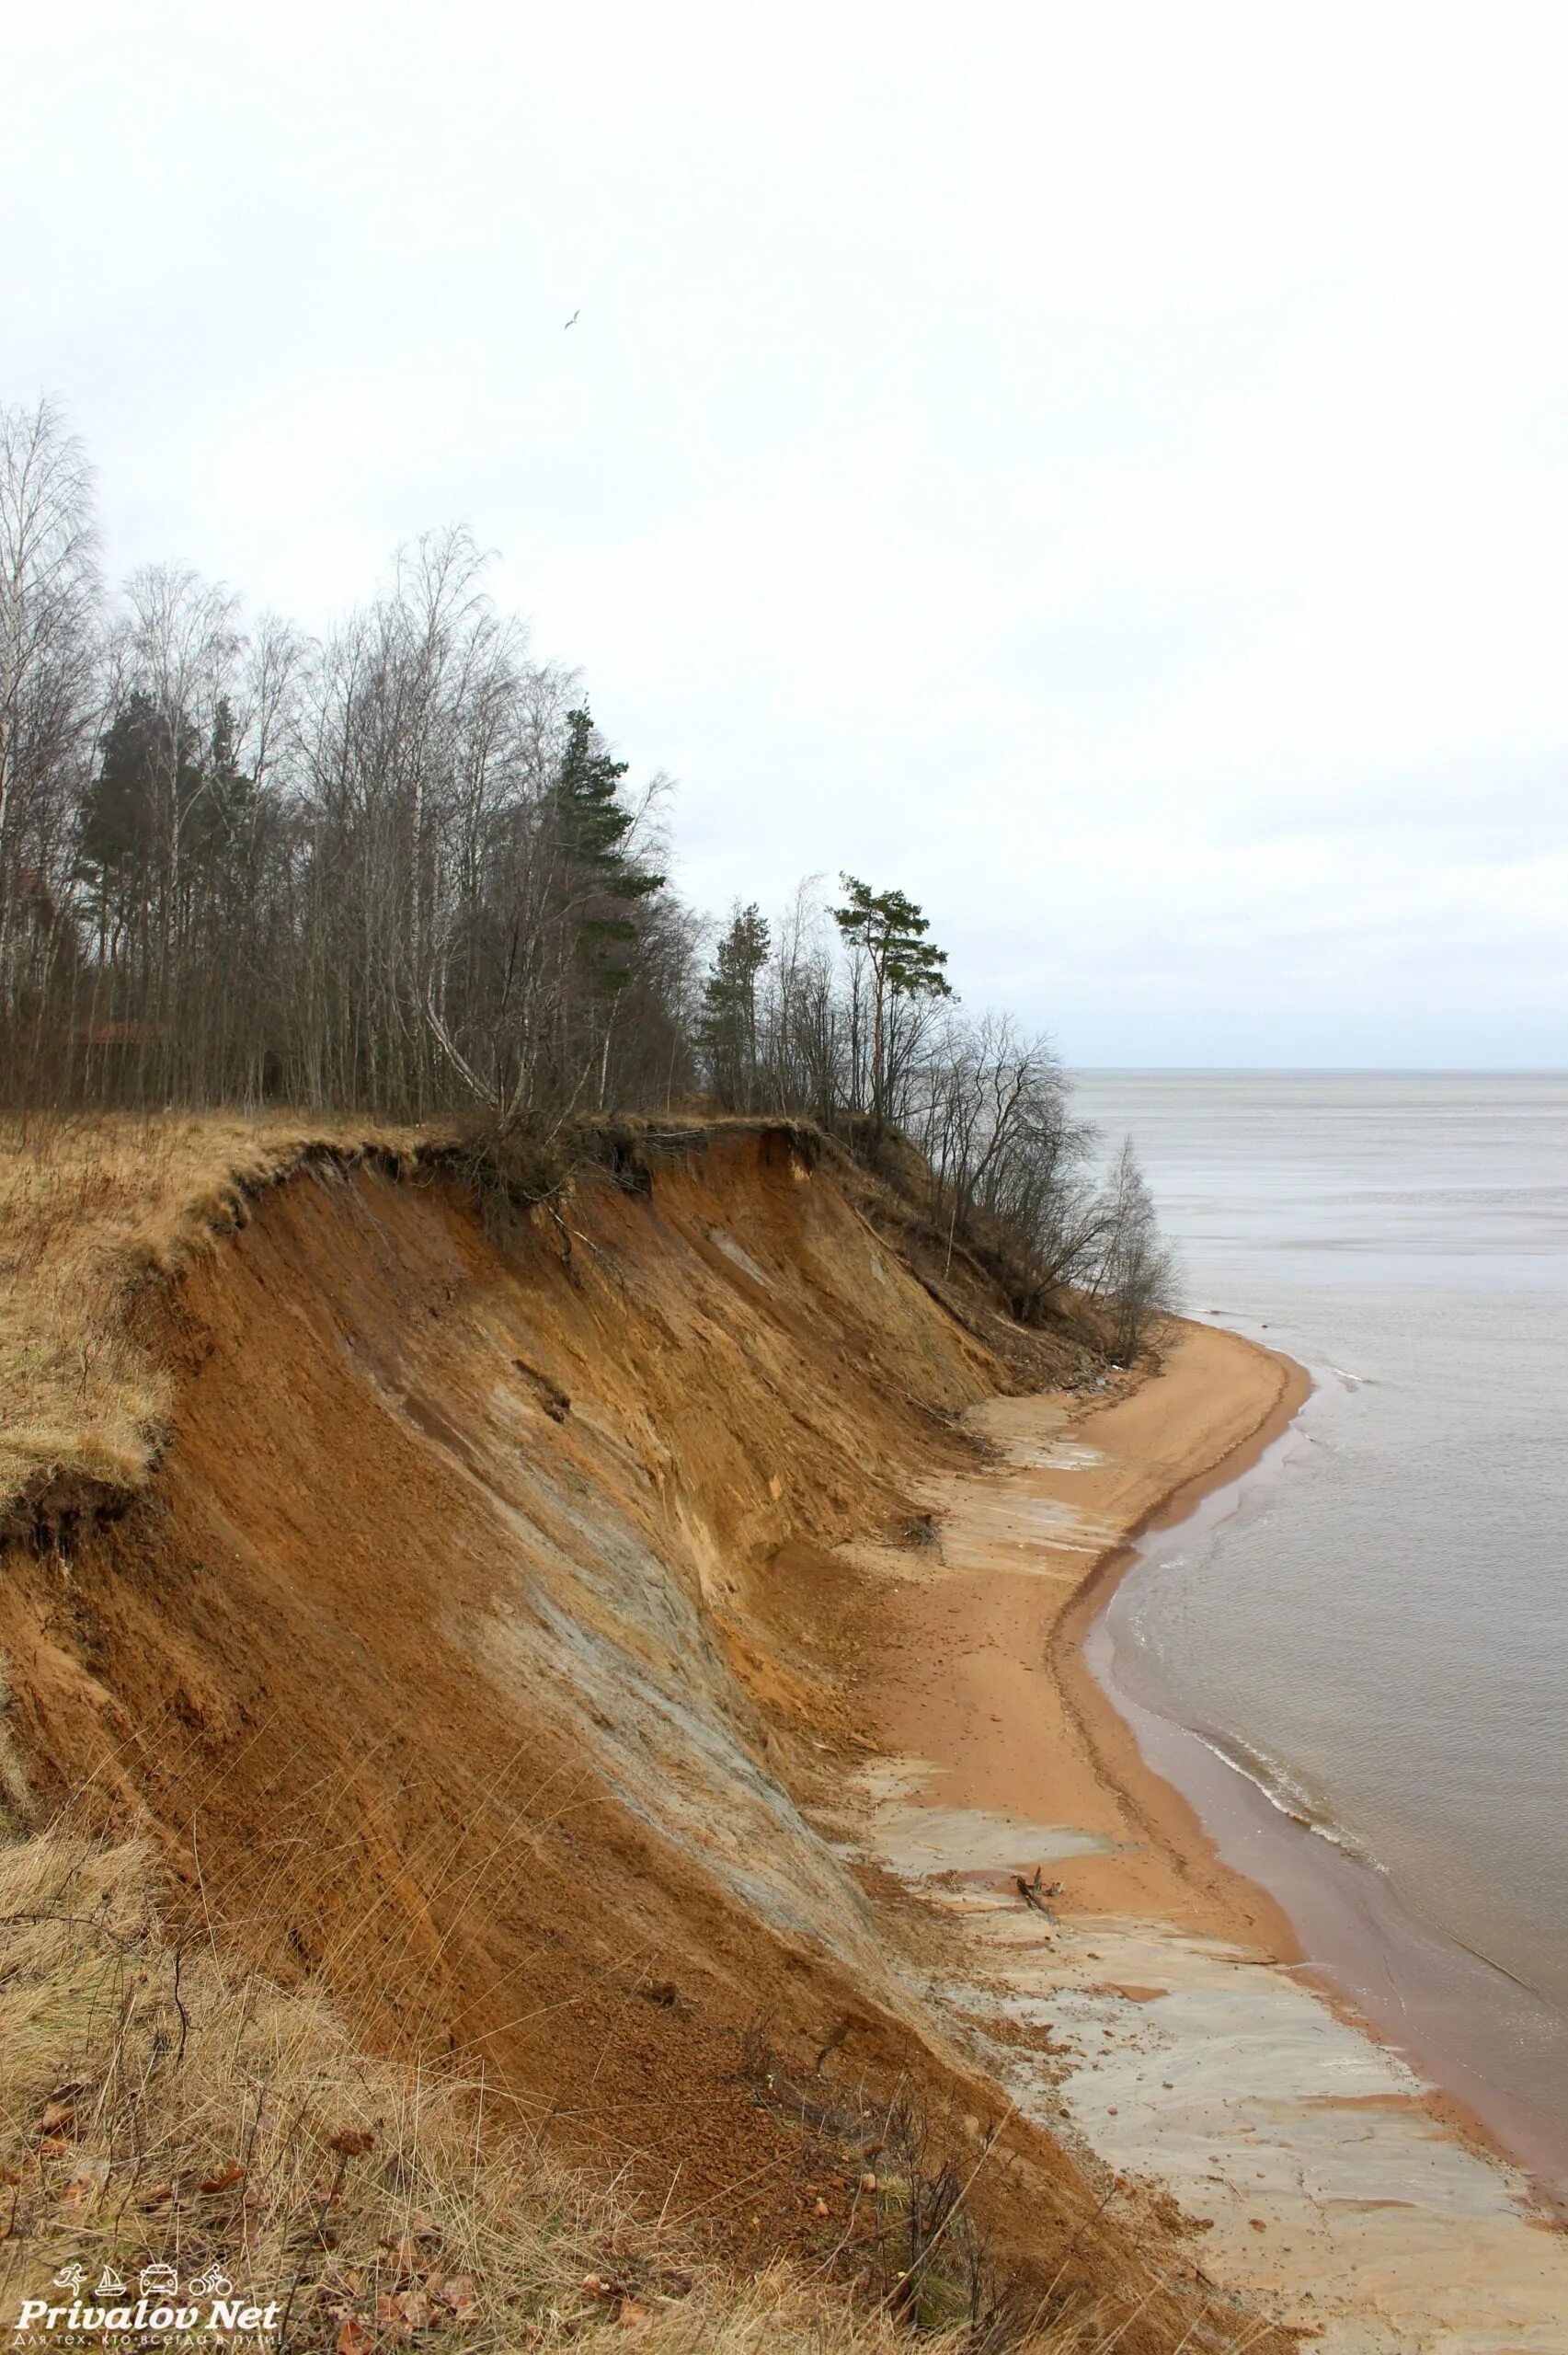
{"left": 0, "top": 396, "right": 1173, "bottom": 1350}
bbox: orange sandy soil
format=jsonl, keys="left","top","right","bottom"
{"left": 0, "top": 1136, "right": 1286, "bottom": 2351}
{"left": 865, "top": 1324, "right": 1310, "bottom": 1953}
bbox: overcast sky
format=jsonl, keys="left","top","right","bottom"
{"left": 4, "top": 1, "right": 1564, "bottom": 1066}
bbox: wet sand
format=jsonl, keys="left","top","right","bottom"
{"left": 856, "top": 1323, "right": 1568, "bottom": 2350}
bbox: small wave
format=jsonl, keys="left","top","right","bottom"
{"left": 1193, "top": 1728, "right": 1368, "bottom": 1857}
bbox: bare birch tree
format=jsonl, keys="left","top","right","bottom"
{"left": 0, "top": 396, "right": 99, "bottom": 1082}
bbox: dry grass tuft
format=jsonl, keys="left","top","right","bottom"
{"left": 0, "top": 1832, "right": 1127, "bottom": 2353}
{"left": 0, "top": 1110, "right": 422, "bottom": 1530}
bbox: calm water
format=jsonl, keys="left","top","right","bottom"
{"left": 1071, "top": 1071, "right": 1568, "bottom": 2183}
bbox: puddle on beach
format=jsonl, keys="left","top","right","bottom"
{"left": 962, "top": 1396, "right": 1112, "bottom": 1475}
{"left": 937, "top": 1488, "right": 1109, "bottom": 1561}
{"left": 867, "top": 1792, "right": 1123, "bottom": 1880}
{"left": 906, "top": 1413, "right": 1116, "bottom": 1565}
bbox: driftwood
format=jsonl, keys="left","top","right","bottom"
{"left": 1014, "top": 1867, "right": 1062, "bottom": 1922}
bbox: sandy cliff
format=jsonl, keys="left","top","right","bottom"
{"left": 0, "top": 1126, "right": 1242, "bottom": 2344}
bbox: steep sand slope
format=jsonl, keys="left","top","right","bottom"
{"left": 0, "top": 1132, "right": 1258, "bottom": 2345}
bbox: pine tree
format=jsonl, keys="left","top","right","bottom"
{"left": 832, "top": 875, "right": 951, "bottom": 1129}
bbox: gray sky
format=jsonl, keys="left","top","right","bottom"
{"left": 5, "top": 1, "right": 1564, "bottom": 1066}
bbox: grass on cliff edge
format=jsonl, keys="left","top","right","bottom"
{"left": 0, "top": 1108, "right": 778, "bottom": 1525}
{"left": 0, "top": 1832, "right": 1162, "bottom": 2355}
{"left": 0, "top": 1105, "right": 1095, "bottom": 1530}
{"left": 0, "top": 1111, "right": 424, "bottom": 1523}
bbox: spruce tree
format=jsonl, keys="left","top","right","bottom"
{"left": 549, "top": 706, "right": 664, "bottom": 994}
{"left": 701, "top": 902, "right": 770, "bottom": 1107}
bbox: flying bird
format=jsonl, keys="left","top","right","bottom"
{"left": 565, "top": 310, "right": 580, "bottom": 328}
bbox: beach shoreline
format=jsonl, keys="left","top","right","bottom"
{"left": 1072, "top": 1328, "right": 1568, "bottom": 2210}
{"left": 853, "top": 1318, "right": 1568, "bottom": 2346}
{"left": 865, "top": 1319, "right": 1315, "bottom": 1959}
{"left": 1048, "top": 1324, "right": 1313, "bottom": 1964}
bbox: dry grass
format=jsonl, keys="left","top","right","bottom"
{"left": 0, "top": 1107, "right": 766, "bottom": 1528}
{"left": 0, "top": 1832, "right": 1132, "bottom": 2353}
{"left": 0, "top": 1105, "right": 1075, "bottom": 1529}
{"left": 0, "top": 1110, "right": 424, "bottom": 1527}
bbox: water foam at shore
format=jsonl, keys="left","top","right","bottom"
{"left": 1187, "top": 1728, "right": 1368, "bottom": 1856}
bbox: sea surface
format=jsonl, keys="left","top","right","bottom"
{"left": 1070, "top": 1070, "right": 1568, "bottom": 2188}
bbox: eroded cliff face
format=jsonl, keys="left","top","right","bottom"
{"left": 0, "top": 1129, "right": 1028, "bottom": 2231}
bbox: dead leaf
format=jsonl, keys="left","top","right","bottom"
{"left": 200, "top": 2161, "right": 247, "bottom": 2194}
{"left": 138, "top": 2182, "right": 175, "bottom": 2210}
{"left": 437, "top": 2277, "right": 476, "bottom": 2321}
{"left": 37, "top": 2101, "right": 75, "bottom": 2138}
{"left": 618, "top": 2302, "right": 650, "bottom": 2331}
{"left": 336, "top": 2318, "right": 373, "bottom": 2355}
{"left": 375, "top": 2287, "right": 435, "bottom": 2342}
{"left": 327, "top": 2129, "right": 376, "bottom": 2158}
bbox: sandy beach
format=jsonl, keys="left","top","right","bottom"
{"left": 854, "top": 1322, "right": 1568, "bottom": 2351}
{"left": 872, "top": 1324, "right": 1310, "bottom": 1954}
